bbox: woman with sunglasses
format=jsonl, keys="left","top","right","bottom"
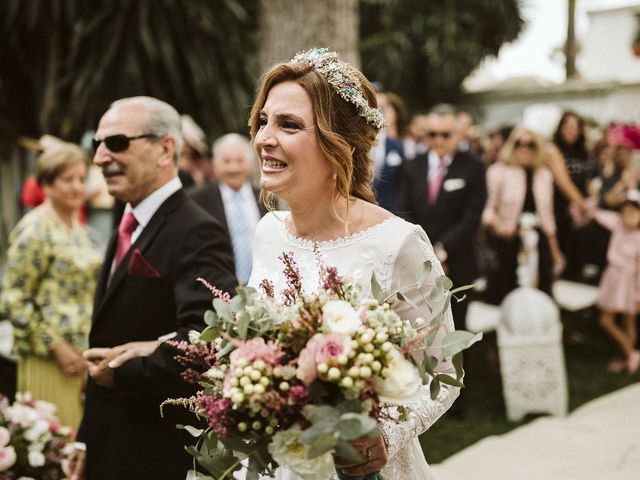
{"left": 482, "top": 127, "right": 566, "bottom": 304}
{"left": 0, "top": 143, "right": 102, "bottom": 429}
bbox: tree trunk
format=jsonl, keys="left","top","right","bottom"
{"left": 565, "top": 0, "right": 578, "bottom": 81}
{"left": 258, "top": 0, "right": 360, "bottom": 74}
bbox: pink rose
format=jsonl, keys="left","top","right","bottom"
{"left": 0, "top": 446, "right": 16, "bottom": 471}
{"left": 230, "top": 337, "right": 284, "bottom": 370}
{"left": 297, "top": 333, "right": 351, "bottom": 386}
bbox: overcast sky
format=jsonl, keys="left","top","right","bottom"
{"left": 469, "top": 0, "right": 638, "bottom": 84}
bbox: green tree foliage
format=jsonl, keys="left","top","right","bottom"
{"left": 0, "top": 0, "right": 258, "bottom": 143}
{"left": 360, "top": 0, "right": 524, "bottom": 111}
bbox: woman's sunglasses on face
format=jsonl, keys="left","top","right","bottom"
{"left": 92, "top": 134, "right": 159, "bottom": 153}
{"left": 515, "top": 139, "right": 536, "bottom": 150}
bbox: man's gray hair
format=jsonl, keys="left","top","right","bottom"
{"left": 212, "top": 133, "right": 255, "bottom": 165}
{"left": 110, "top": 96, "right": 183, "bottom": 163}
{"left": 428, "top": 103, "right": 464, "bottom": 130}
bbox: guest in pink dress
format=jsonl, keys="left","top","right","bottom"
{"left": 592, "top": 196, "right": 640, "bottom": 374}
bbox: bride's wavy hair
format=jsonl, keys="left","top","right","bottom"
{"left": 248, "top": 61, "right": 378, "bottom": 211}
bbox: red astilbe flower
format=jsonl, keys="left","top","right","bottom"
{"left": 167, "top": 340, "right": 217, "bottom": 384}
{"left": 260, "top": 278, "right": 276, "bottom": 298}
{"left": 196, "top": 396, "right": 235, "bottom": 437}
{"left": 321, "top": 265, "right": 345, "bottom": 298}
{"left": 197, "top": 277, "right": 232, "bottom": 303}
{"left": 280, "top": 252, "right": 303, "bottom": 305}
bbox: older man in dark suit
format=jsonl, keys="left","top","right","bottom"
{"left": 66, "top": 97, "right": 236, "bottom": 480}
{"left": 189, "top": 134, "right": 266, "bottom": 285}
{"left": 399, "top": 105, "right": 486, "bottom": 331}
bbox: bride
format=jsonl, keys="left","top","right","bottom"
{"left": 247, "top": 48, "right": 459, "bottom": 480}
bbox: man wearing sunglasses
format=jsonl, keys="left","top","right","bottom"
{"left": 399, "top": 104, "right": 486, "bottom": 332}
{"left": 66, "top": 96, "right": 236, "bottom": 480}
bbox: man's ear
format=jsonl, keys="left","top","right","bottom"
{"left": 157, "top": 135, "right": 176, "bottom": 167}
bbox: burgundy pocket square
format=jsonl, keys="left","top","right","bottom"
{"left": 128, "top": 249, "right": 161, "bottom": 278}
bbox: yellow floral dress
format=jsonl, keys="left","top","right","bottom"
{"left": 0, "top": 204, "right": 102, "bottom": 428}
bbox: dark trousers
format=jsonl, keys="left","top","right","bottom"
{"left": 0, "top": 357, "right": 16, "bottom": 400}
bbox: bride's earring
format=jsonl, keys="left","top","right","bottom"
{"left": 332, "top": 172, "right": 337, "bottom": 180}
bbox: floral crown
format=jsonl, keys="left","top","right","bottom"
{"left": 289, "top": 47, "right": 384, "bottom": 130}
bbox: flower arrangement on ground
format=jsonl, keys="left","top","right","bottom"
{"left": 0, "top": 392, "right": 75, "bottom": 480}
{"left": 165, "top": 253, "right": 480, "bottom": 479}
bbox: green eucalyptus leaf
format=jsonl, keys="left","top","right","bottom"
{"left": 199, "top": 325, "right": 220, "bottom": 343}
{"left": 416, "top": 260, "right": 432, "bottom": 288}
{"left": 213, "top": 298, "right": 234, "bottom": 322}
{"left": 370, "top": 272, "right": 384, "bottom": 303}
{"left": 307, "top": 432, "right": 338, "bottom": 458}
{"left": 334, "top": 440, "right": 362, "bottom": 463}
{"left": 336, "top": 413, "right": 378, "bottom": 440}
{"left": 435, "top": 275, "right": 453, "bottom": 291}
{"left": 437, "top": 373, "right": 464, "bottom": 388}
{"left": 231, "top": 294, "right": 246, "bottom": 313}
{"left": 303, "top": 404, "right": 341, "bottom": 424}
{"left": 430, "top": 377, "right": 441, "bottom": 399}
{"left": 452, "top": 352, "right": 465, "bottom": 381}
{"left": 177, "top": 424, "right": 205, "bottom": 437}
{"left": 236, "top": 311, "right": 250, "bottom": 339}
{"left": 442, "top": 331, "right": 483, "bottom": 358}
{"left": 204, "top": 309, "right": 218, "bottom": 326}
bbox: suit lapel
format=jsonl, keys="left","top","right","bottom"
{"left": 93, "top": 190, "right": 186, "bottom": 319}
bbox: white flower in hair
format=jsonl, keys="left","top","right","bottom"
{"left": 290, "top": 47, "right": 385, "bottom": 130}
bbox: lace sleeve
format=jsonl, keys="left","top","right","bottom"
{"left": 380, "top": 226, "right": 460, "bottom": 459}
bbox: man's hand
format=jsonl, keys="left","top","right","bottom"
{"left": 106, "top": 341, "right": 160, "bottom": 369}
{"left": 63, "top": 445, "right": 86, "bottom": 480}
{"left": 51, "top": 342, "right": 87, "bottom": 379}
{"left": 83, "top": 341, "right": 160, "bottom": 388}
{"left": 84, "top": 348, "right": 115, "bottom": 388}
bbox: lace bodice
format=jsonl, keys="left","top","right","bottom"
{"left": 249, "top": 212, "right": 459, "bottom": 480}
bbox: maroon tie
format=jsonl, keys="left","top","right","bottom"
{"left": 428, "top": 160, "right": 445, "bottom": 206}
{"left": 113, "top": 212, "right": 138, "bottom": 271}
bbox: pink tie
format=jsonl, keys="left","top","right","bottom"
{"left": 113, "top": 212, "right": 138, "bottom": 271}
{"left": 428, "top": 160, "right": 445, "bottom": 206}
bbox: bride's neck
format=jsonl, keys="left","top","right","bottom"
{"left": 288, "top": 196, "right": 358, "bottom": 241}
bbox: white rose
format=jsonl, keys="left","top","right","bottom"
{"left": 268, "top": 425, "right": 335, "bottom": 480}
{"left": 0, "top": 427, "right": 9, "bottom": 448}
{"left": 322, "top": 300, "right": 361, "bottom": 335}
{"left": 28, "top": 450, "right": 45, "bottom": 467}
{"left": 374, "top": 348, "right": 422, "bottom": 405}
{"left": 24, "top": 419, "right": 50, "bottom": 442}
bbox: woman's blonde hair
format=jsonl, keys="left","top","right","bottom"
{"left": 248, "top": 61, "right": 378, "bottom": 211}
{"left": 36, "top": 143, "right": 88, "bottom": 186}
{"left": 498, "top": 126, "right": 546, "bottom": 168}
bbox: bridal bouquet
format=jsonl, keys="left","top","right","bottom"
{"left": 167, "top": 253, "right": 480, "bottom": 480}
{"left": 0, "top": 392, "right": 75, "bottom": 480}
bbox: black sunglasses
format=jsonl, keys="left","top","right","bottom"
{"left": 92, "top": 134, "right": 159, "bottom": 153}
{"left": 427, "top": 131, "right": 452, "bottom": 139}
{"left": 515, "top": 140, "right": 537, "bottom": 150}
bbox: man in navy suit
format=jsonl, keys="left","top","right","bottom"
{"left": 372, "top": 91, "right": 406, "bottom": 213}
{"left": 189, "top": 134, "right": 266, "bottom": 285}
{"left": 399, "top": 105, "right": 486, "bottom": 330}
{"left": 66, "top": 97, "right": 236, "bottom": 480}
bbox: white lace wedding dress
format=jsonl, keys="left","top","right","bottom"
{"left": 248, "top": 212, "right": 460, "bottom": 480}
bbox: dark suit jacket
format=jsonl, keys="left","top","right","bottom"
{"left": 373, "top": 136, "right": 405, "bottom": 214}
{"left": 77, "top": 189, "right": 236, "bottom": 480}
{"left": 188, "top": 182, "right": 267, "bottom": 238}
{"left": 399, "top": 149, "right": 486, "bottom": 285}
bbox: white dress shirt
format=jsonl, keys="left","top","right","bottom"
{"left": 427, "top": 150, "right": 453, "bottom": 182}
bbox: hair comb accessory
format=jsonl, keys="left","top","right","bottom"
{"left": 290, "top": 47, "right": 384, "bottom": 130}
